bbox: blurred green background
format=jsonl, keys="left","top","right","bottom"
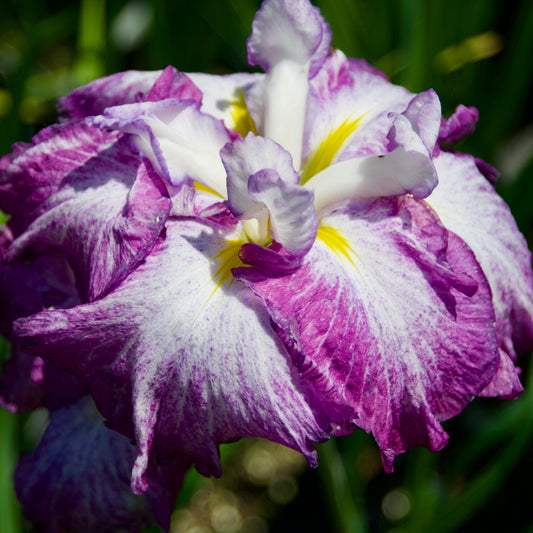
{"left": 1, "top": 0, "right": 533, "bottom": 532}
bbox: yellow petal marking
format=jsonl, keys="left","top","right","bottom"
{"left": 194, "top": 181, "right": 224, "bottom": 198}
{"left": 317, "top": 225, "right": 359, "bottom": 271}
{"left": 210, "top": 240, "right": 245, "bottom": 294}
{"left": 300, "top": 113, "right": 367, "bottom": 185}
{"left": 229, "top": 89, "right": 258, "bottom": 138}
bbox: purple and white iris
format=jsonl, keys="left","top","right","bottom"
{"left": 1, "top": 0, "right": 532, "bottom": 530}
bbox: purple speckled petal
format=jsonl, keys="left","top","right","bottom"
{"left": 92, "top": 99, "right": 231, "bottom": 195}
{"left": 0, "top": 123, "right": 121, "bottom": 236}
{"left": 6, "top": 142, "right": 170, "bottom": 302}
{"left": 438, "top": 105, "right": 479, "bottom": 145}
{"left": 426, "top": 151, "right": 533, "bottom": 395}
{"left": 235, "top": 196, "right": 499, "bottom": 471}
{"left": 303, "top": 50, "right": 414, "bottom": 166}
{"left": 58, "top": 70, "right": 163, "bottom": 120}
{"left": 14, "top": 219, "right": 336, "bottom": 483}
{"left": 15, "top": 396, "right": 190, "bottom": 532}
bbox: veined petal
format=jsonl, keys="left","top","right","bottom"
{"left": 6, "top": 142, "right": 170, "bottom": 302}
{"left": 426, "top": 151, "right": 533, "bottom": 392}
{"left": 305, "top": 146, "right": 437, "bottom": 215}
{"left": 15, "top": 397, "right": 189, "bottom": 532}
{"left": 91, "top": 99, "right": 231, "bottom": 196}
{"left": 144, "top": 65, "right": 203, "bottom": 103}
{"left": 0, "top": 122, "right": 121, "bottom": 236}
{"left": 247, "top": 0, "right": 331, "bottom": 169}
{"left": 14, "top": 219, "right": 335, "bottom": 482}
{"left": 303, "top": 50, "right": 413, "bottom": 173}
{"left": 236, "top": 196, "right": 498, "bottom": 470}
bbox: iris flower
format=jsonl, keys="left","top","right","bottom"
{"left": 1, "top": 0, "right": 532, "bottom": 530}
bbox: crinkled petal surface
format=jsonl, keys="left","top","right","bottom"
{"left": 0, "top": 123, "right": 121, "bottom": 236}
{"left": 14, "top": 219, "right": 336, "bottom": 485}
{"left": 426, "top": 151, "right": 533, "bottom": 396}
{"left": 15, "top": 396, "right": 189, "bottom": 533}
{"left": 6, "top": 141, "right": 170, "bottom": 302}
{"left": 235, "top": 196, "right": 499, "bottom": 470}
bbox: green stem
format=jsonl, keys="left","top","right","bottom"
{"left": 318, "top": 438, "right": 368, "bottom": 533}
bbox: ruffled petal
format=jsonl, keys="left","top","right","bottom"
{"left": 6, "top": 143, "right": 170, "bottom": 302}
{"left": 235, "top": 196, "right": 499, "bottom": 471}
{"left": 15, "top": 396, "right": 189, "bottom": 532}
{"left": 0, "top": 247, "right": 87, "bottom": 412}
{"left": 438, "top": 105, "right": 479, "bottom": 145}
{"left": 92, "top": 99, "right": 231, "bottom": 195}
{"left": 426, "top": 151, "right": 533, "bottom": 395}
{"left": 0, "top": 123, "right": 121, "bottom": 235}
{"left": 14, "top": 219, "right": 335, "bottom": 483}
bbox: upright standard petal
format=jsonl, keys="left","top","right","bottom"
{"left": 14, "top": 219, "right": 336, "bottom": 486}
{"left": 247, "top": 0, "right": 331, "bottom": 168}
{"left": 236, "top": 197, "right": 499, "bottom": 471}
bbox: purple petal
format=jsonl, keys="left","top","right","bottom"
{"left": 426, "top": 151, "right": 533, "bottom": 394}
{"left": 303, "top": 50, "right": 414, "bottom": 175}
{"left": 15, "top": 396, "right": 190, "bottom": 532}
{"left": 438, "top": 105, "right": 479, "bottom": 145}
{"left": 58, "top": 70, "right": 163, "bottom": 120}
{"left": 236, "top": 196, "right": 499, "bottom": 471}
{"left": 0, "top": 123, "right": 121, "bottom": 236}
{"left": 7, "top": 142, "right": 170, "bottom": 302}
{"left": 14, "top": 219, "right": 337, "bottom": 482}
{"left": 144, "top": 65, "right": 202, "bottom": 103}
{"left": 0, "top": 248, "right": 87, "bottom": 412}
